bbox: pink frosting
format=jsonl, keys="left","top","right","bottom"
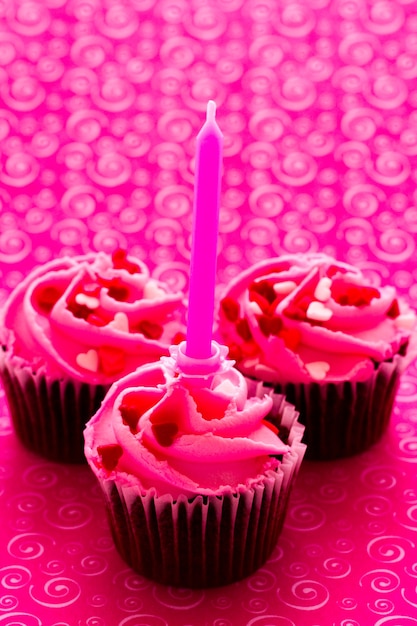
{"left": 84, "top": 346, "right": 289, "bottom": 498}
{"left": 0, "top": 251, "right": 185, "bottom": 385}
{"left": 218, "top": 254, "right": 416, "bottom": 384}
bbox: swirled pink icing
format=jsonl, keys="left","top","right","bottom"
{"left": 0, "top": 250, "right": 186, "bottom": 385}
{"left": 218, "top": 254, "right": 416, "bottom": 384}
{"left": 84, "top": 346, "right": 289, "bottom": 498}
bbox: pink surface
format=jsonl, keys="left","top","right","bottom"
{"left": 1, "top": 0, "right": 417, "bottom": 624}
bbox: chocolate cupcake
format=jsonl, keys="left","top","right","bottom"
{"left": 84, "top": 343, "right": 305, "bottom": 587}
{"left": 0, "top": 250, "right": 185, "bottom": 462}
{"left": 218, "top": 254, "right": 416, "bottom": 459}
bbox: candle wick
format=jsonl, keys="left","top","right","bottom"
{"left": 206, "top": 100, "right": 216, "bottom": 123}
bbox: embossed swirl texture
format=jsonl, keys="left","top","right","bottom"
{"left": 1, "top": 1, "right": 417, "bottom": 624}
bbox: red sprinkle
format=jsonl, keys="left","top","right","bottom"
{"left": 112, "top": 249, "right": 142, "bottom": 274}
{"left": 227, "top": 343, "right": 243, "bottom": 361}
{"left": 220, "top": 297, "right": 240, "bottom": 322}
{"left": 149, "top": 387, "right": 186, "bottom": 446}
{"left": 284, "top": 294, "right": 314, "bottom": 321}
{"left": 97, "top": 444, "right": 123, "bottom": 471}
{"left": 248, "top": 290, "right": 270, "bottom": 315}
{"left": 386, "top": 299, "right": 400, "bottom": 319}
{"left": 137, "top": 320, "right": 164, "bottom": 340}
{"left": 119, "top": 390, "right": 161, "bottom": 433}
{"left": 99, "top": 277, "right": 130, "bottom": 302}
{"left": 284, "top": 304, "right": 306, "bottom": 321}
{"left": 249, "top": 280, "right": 276, "bottom": 305}
{"left": 152, "top": 422, "right": 179, "bottom": 447}
{"left": 172, "top": 331, "right": 186, "bottom": 345}
{"left": 67, "top": 300, "right": 91, "bottom": 320}
{"left": 34, "top": 285, "right": 63, "bottom": 314}
{"left": 258, "top": 315, "right": 283, "bottom": 337}
{"left": 279, "top": 327, "right": 302, "bottom": 351}
{"left": 97, "top": 346, "right": 126, "bottom": 376}
{"left": 331, "top": 281, "right": 381, "bottom": 307}
{"left": 236, "top": 318, "right": 253, "bottom": 342}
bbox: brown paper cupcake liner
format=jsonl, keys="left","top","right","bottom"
{"left": 247, "top": 358, "right": 402, "bottom": 460}
{"left": 97, "top": 396, "right": 305, "bottom": 588}
{"left": 0, "top": 351, "right": 108, "bottom": 463}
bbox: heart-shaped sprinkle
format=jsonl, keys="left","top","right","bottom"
{"left": 227, "top": 343, "right": 243, "bottom": 361}
{"left": 236, "top": 318, "right": 252, "bottom": 342}
{"left": 220, "top": 297, "right": 240, "bottom": 322}
{"left": 172, "top": 331, "right": 186, "bottom": 344}
{"left": 273, "top": 281, "right": 297, "bottom": 295}
{"left": 111, "top": 312, "right": 129, "bottom": 332}
{"left": 75, "top": 293, "right": 100, "bottom": 309}
{"left": 152, "top": 422, "right": 179, "bottom": 447}
{"left": 101, "top": 277, "right": 130, "bottom": 302}
{"left": 120, "top": 389, "right": 163, "bottom": 433}
{"left": 97, "top": 444, "right": 123, "bottom": 471}
{"left": 305, "top": 361, "right": 330, "bottom": 380}
{"left": 248, "top": 301, "right": 263, "bottom": 316}
{"left": 306, "top": 301, "right": 333, "bottom": 322}
{"left": 143, "top": 280, "right": 166, "bottom": 300}
{"left": 67, "top": 301, "right": 91, "bottom": 320}
{"left": 314, "top": 277, "right": 332, "bottom": 302}
{"left": 76, "top": 349, "right": 99, "bottom": 372}
{"left": 249, "top": 280, "right": 276, "bottom": 304}
{"left": 279, "top": 327, "right": 302, "bottom": 350}
{"left": 112, "top": 249, "right": 141, "bottom": 274}
{"left": 248, "top": 290, "right": 270, "bottom": 314}
{"left": 258, "top": 315, "right": 283, "bottom": 337}
{"left": 137, "top": 319, "right": 163, "bottom": 339}
{"left": 34, "top": 285, "right": 63, "bottom": 314}
{"left": 149, "top": 387, "right": 184, "bottom": 446}
{"left": 331, "top": 283, "right": 380, "bottom": 307}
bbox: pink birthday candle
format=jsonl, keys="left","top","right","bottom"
{"left": 185, "top": 100, "right": 223, "bottom": 361}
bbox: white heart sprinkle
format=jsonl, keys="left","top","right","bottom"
{"left": 306, "top": 301, "right": 333, "bottom": 322}
{"left": 305, "top": 361, "right": 330, "bottom": 381}
{"left": 143, "top": 280, "right": 166, "bottom": 300}
{"left": 75, "top": 293, "right": 100, "bottom": 309}
{"left": 314, "top": 277, "right": 332, "bottom": 302}
{"left": 76, "top": 349, "right": 99, "bottom": 372}
{"left": 394, "top": 313, "right": 415, "bottom": 330}
{"left": 248, "top": 301, "right": 263, "bottom": 315}
{"left": 111, "top": 312, "right": 129, "bottom": 332}
{"left": 273, "top": 281, "right": 297, "bottom": 295}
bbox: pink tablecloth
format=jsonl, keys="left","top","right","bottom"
{"left": 1, "top": 1, "right": 417, "bottom": 624}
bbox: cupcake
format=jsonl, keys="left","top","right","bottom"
{"left": 84, "top": 342, "right": 305, "bottom": 587}
{"left": 218, "top": 254, "right": 416, "bottom": 460}
{"left": 0, "top": 250, "right": 185, "bottom": 462}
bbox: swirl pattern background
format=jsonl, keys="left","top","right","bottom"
{"left": 0, "top": 0, "right": 417, "bottom": 624}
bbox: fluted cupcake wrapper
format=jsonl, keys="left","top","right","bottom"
{"left": 247, "top": 358, "right": 403, "bottom": 460}
{"left": 96, "top": 396, "right": 305, "bottom": 588}
{"left": 0, "top": 350, "right": 108, "bottom": 463}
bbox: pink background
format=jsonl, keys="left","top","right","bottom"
{"left": 1, "top": 0, "right": 417, "bottom": 624}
